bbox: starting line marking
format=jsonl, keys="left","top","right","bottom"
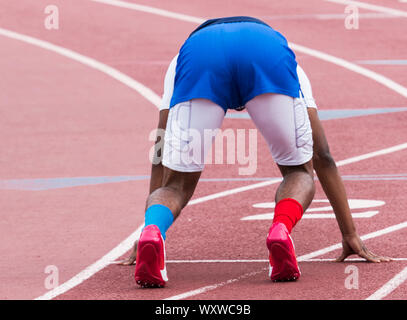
{"left": 164, "top": 220, "right": 407, "bottom": 300}
{"left": 110, "top": 257, "right": 407, "bottom": 265}
{"left": 163, "top": 258, "right": 407, "bottom": 263}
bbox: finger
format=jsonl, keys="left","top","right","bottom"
{"left": 370, "top": 253, "right": 393, "bottom": 262}
{"left": 121, "top": 258, "right": 136, "bottom": 266}
{"left": 112, "top": 258, "right": 135, "bottom": 265}
{"left": 110, "top": 239, "right": 140, "bottom": 266}
{"left": 118, "top": 240, "right": 139, "bottom": 265}
{"left": 357, "top": 250, "right": 382, "bottom": 263}
{"left": 335, "top": 251, "right": 349, "bottom": 262}
{"left": 379, "top": 257, "right": 393, "bottom": 262}
{"left": 111, "top": 258, "right": 135, "bottom": 265}
{"left": 363, "top": 249, "right": 393, "bottom": 262}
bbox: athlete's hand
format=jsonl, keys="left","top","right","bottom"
{"left": 336, "top": 233, "right": 392, "bottom": 263}
{"left": 115, "top": 240, "right": 138, "bottom": 265}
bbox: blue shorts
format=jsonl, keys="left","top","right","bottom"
{"left": 170, "top": 22, "right": 300, "bottom": 112}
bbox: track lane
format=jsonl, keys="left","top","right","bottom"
{"left": 1, "top": 0, "right": 406, "bottom": 300}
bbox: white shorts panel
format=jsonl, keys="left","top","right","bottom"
{"left": 245, "top": 93, "right": 313, "bottom": 166}
{"left": 162, "top": 99, "right": 225, "bottom": 172}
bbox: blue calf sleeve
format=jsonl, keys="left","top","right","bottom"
{"left": 144, "top": 204, "right": 174, "bottom": 240}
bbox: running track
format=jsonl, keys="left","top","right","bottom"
{"left": 0, "top": 0, "right": 406, "bottom": 300}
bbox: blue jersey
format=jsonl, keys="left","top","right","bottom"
{"left": 170, "top": 16, "right": 300, "bottom": 111}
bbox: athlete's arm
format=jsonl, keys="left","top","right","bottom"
{"left": 149, "top": 54, "right": 178, "bottom": 194}
{"left": 299, "top": 65, "right": 391, "bottom": 262}
{"left": 308, "top": 109, "right": 389, "bottom": 262}
{"left": 149, "top": 109, "right": 169, "bottom": 195}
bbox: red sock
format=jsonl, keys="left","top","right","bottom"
{"left": 273, "top": 198, "right": 304, "bottom": 233}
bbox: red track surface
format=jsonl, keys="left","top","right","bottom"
{"left": 0, "top": 0, "right": 406, "bottom": 300}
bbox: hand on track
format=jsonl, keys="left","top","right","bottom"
{"left": 115, "top": 240, "right": 138, "bottom": 265}
{"left": 336, "top": 233, "right": 392, "bottom": 263}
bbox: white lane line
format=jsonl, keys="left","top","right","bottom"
{"left": 91, "top": 0, "right": 205, "bottom": 23}
{"left": 163, "top": 257, "right": 407, "bottom": 263}
{"left": 325, "top": 0, "right": 407, "bottom": 17}
{"left": 164, "top": 220, "right": 407, "bottom": 300}
{"left": 90, "top": 0, "right": 407, "bottom": 99}
{"left": 262, "top": 13, "right": 396, "bottom": 20}
{"left": 0, "top": 28, "right": 162, "bottom": 108}
{"left": 336, "top": 143, "right": 407, "bottom": 166}
{"left": 289, "top": 43, "right": 407, "bottom": 99}
{"left": 111, "top": 257, "right": 407, "bottom": 264}
{"left": 306, "top": 257, "right": 407, "bottom": 262}
{"left": 6, "top": 1, "right": 403, "bottom": 300}
{"left": 366, "top": 267, "right": 407, "bottom": 300}
{"left": 35, "top": 224, "right": 144, "bottom": 300}
{"left": 164, "top": 269, "right": 267, "bottom": 301}
{"left": 188, "top": 142, "right": 407, "bottom": 205}
{"left": 299, "top": 220, "right": 407, "bottom": 261}
{"left": 188, "top": 179, "right": 282, "bottom": 205}
{"left": 168, "top": 259, "right": 266, "bottom": 263}
{"left": 33, "top": 142, "right": 407, "bottom": 299}
{"left": 0, "top": 26, "right": 160, "bottom": 301}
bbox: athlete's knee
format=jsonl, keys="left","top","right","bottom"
{"left": 278, "top": 160, "right": 314, "bottom": 178}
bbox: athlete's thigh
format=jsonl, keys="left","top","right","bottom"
{"left": 245, "top": 93, "right": 313, "bottom": 166}
{"left": 162, "top": 98, "right": 225, "bottom": 173}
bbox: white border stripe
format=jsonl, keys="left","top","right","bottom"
{"left": 91, "top": 0, "right": 205, "bottom": 23}
{"left": 289, "top": 43, "right": 407, "bottom": 99}
{"left": 325, "top": 0, "right": 407, "bottom": 17}
{"left": 366, "top": 267, "right": 407, "bottom": 300}
{"left": 188, "top": 179, "right": 282, "bottom": 205}
{"left": 35, "top": 225, "right": 144, "bottom": 300}
{"left": 0, "top": 28, "right": 162, "bottom": 108}
{"left": 335, "top": 143, "right": 407, "bottom": 166}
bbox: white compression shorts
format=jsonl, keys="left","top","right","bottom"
{"left": 160, "top": 56, "right": 317, "bottom": 172}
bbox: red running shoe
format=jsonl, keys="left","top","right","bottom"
{"left": 266, "top": 222, "right": 300, "bottom": 282}
{"left": 135, "top": 225, "right": 168, "bottom": 288}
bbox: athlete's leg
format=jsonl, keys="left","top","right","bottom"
{"left": 245, "top": 93, "right": 315, "bottom": 281}
{"left": 135, "top": 99, "right": 225, "bottom": 287}
{"left": 246, "top": 93, "right": 315, "bottom": 214}
{"left": 149, "top": 98, "right": 225, "bottom": 219}
{"left": 275, "top": 162, "right": 315, "bottom": 218}
{"left": 146, "top": 169, "right": 201, "bottom": 222}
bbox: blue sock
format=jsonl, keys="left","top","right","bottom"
{"left": 144, "top": 204, "right": 174, "bottom": 240}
